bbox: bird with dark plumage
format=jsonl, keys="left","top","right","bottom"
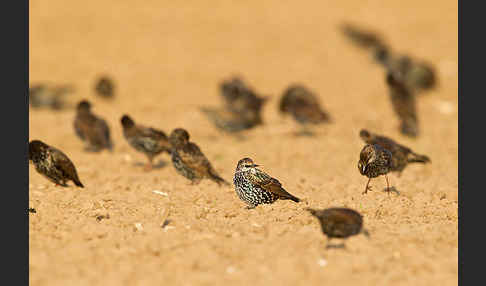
{"left": 74, "top": 100, "right": 113, "bottom": 152}
{"left": 201, "top": 76, "right": 268, "bottom": 133}
{"left": 340, "top": 22, "right": 387, "bottom": 51}
{"left": 29, "top": 140, "right": 84, "bottom": 188}
{"left": 233, "top": 158, "right": 300, "bottom": 209}
{"left": 169, "top": 128, "right": 229, "bottom": 186}
{"left": 386, "top": 71, "right": 419, "bottom": 138}
{"left": 306, "top": 207, "right": 369, "bottom": 249}
{"left": 29, "top": 83, "right": 74, "bottom": 110}
{"left": 358, "top": 144, "right": 393, "bottom": 195}
{"left": 279, "top": 84, "right": 331, "bottom": 135}
{"left": 359, "top": 129, "right": 430, "bottom": 176}
{"left": 120, "top": 115, "right": 171, "bottom": 171}
{"left": 94, "top": 76, "right": 115, "bottom": 99}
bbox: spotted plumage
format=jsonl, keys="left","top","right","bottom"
{"left": 74, "top": 100, "right": 113, "bottom": 152}
{"left": 233, "top": 158, "right": 300, "bottom": 209}
{"left": 358, "top": 144, "right": 392, "bottom": 194}
{"left": 29, "top": 140, "right": 84, "bottom": 188}
{"left": 169, "top": 128, "right": 229, "bottom": 186}
{"left": 360, "top": 129, "right": 430, "bottom": 176}
{"left": 306, "top": 207, "right": 369, "bottom": 248}
{"left": 94, "top": 76, "right": 115, "bottom": 99}
{"left": 120, "top": 115, "right": 171, "bottom": 171}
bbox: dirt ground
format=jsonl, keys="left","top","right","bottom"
{"left": 29, "top": 0, "right": 458, "bottom": 285}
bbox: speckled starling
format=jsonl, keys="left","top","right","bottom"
{"left": 94, "top": 75, "right": 115, "bottom": 99}
{"left": 360, "top": 129, "right": 430, "bottom": 176}
{"left": 74, "top": 100, "right": 113, "bottom": 152}
{"left": 233, "top": 158, "right": 300, "bottom": 209}
{"left": 29, "top": 83, "right": 74, "bottom": 110}
{"left": 220, "top": 76, "right": 268, "bottom": 116}
{"left": 358, "top": 144, "right": 392, "bottom": 195}
{"left": 169, "top": 128, "right": 229, "bottom": 186}
{"left": 279, "top": 84, "right": 331, "bottom": 135}
{"left": 306, "top": 207, "right": 369, "bottom": 248}
{"left": 386, "top": 71, "right": 419, "bottom": 137}
{"left": 29, "top": 140, "right": 84, "bottom": 188}
{"left": 120, "top": 115, "right": 171, "bottom": 171}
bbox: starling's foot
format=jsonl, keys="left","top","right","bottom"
{"left": 245, "top": 205, "right": 256, "bottom": 210}
{"left": 362, "top": 185, "right": 372, "bottom": 195}
{"left": 326, "top": 243, "right": 346, "bottom": 249}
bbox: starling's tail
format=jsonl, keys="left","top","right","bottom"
{"left": 280, "top": 190, "right": 301, "bottom": 203}
{"left": 408, "top": 152, "right": 431, "bottom": 164}
{"left": 209, "top": 169, "right": 231, "bottom": 187}
{"left": 72, "top": 176, "right": 84, "bottom": 188}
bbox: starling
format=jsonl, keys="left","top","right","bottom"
{"left": 168, "top": 128, "right": 229, "bottom": 186}
{"left": 359, "top": 129, "right": 431, "bottom": 176}
{"left": 29, "top": 140, "right": 84, "bottom": 188}
{"left": 28, "top": 208, "right": 37, "bottom": 214}
{"left": 279, "top": 84, "right": 331, "bottom": 135}
{"left": 306, "top": 207, "right": 369, "bottom": 249}
{"left": 120, "top": 115, "right": 171, "bottom": 171}
{"left": 233, "top": 157, "right": 300, "bottom": 209}
{"left": 200, "top": 107, "right": 260, "bottom": 133}
{"left": 29, "top": 83, "right": 74, "bottom": 110}
{"left": 94, "top": 76, "right": 115, "bottom": 99}
{"left": 73, "top": 100, "right": 113, "bottom": 152}
{"left": 358, "top": 144, "right": 392, "bottom": 195}
{"left": 340, "top": 23, "right": 387, "bottom": 51}
{"left": 386, "top": 71, "right": 419, "bottom": 137}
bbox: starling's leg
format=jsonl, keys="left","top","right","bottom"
{"left": 363, "top": 178, "right": 372, "bottom": 194}
{"left": 245, "top": 205, "right": 256, "bottom": 210}
{"left": 385, "top": 174, "right": 390, "bottom": 195}
{"left": 144, "top": 157, "right": 153, "bottom": 172}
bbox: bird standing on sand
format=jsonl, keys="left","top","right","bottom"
{"left": 358, "top": 144, "right": 393, "bottom": 195}
{"left": 73, "top": 100, "right": 113, "bottom": 152}
{"left": 29, "top": 140, "right": 84, "bottom": 188}
{"left": 233, "top": 157, "right": 300, "bottom": 209}
{"left": 359, "top": 129, "right": 430, "bottom": 176}
{"left": 306, "top": 207, "right": 369, "bottom": 249}
{"left": 120, "top": 115, "right": 171, "bottom": 171}
{"left": 94, "top": 75, "right": 115, "bottom": 99}
{"left": 169, "top": 128, "right": 229, "bottom": 186}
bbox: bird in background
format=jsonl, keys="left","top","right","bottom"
{"left": 201, "top": 76, "right": 269, "bottom": 134}
{"left": 73, "top": 100, "right": 113, "bottom": 152}
{"left": 386, "top": 70, "right": 419, "bottom": 138}
{"left": 29, "top": 140, "right": 84, "bottom": 188}
{"left": 29, "top": 83, "right": 75, "bottom": 110}
{"left": 359, "top": 129, "right": 430, "bottom": 176}
{"left": 233, "top": 157, "right": 300, "bottom": 209}
{"left": 120, "top": 115, "right": 171, "bottom": 171}
{"left": 168, "top": 128, "right": 230, "bottom": 186}
{"left": 306, "top": 207, "right": 369, "bottom": 249}
{"left": 358, "top": 144, "right": 393, "bottom": 195}
{"left": 279, "top": 84, "right": 332, "bottom": 135}
{"left": 94, "top": 75, "right": 115, "bottom": 99}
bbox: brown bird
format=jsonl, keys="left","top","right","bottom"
{"left": 120, "top": 115, "right": 171, "bottom": 171}
{"left": 386, "top": 71, "right": 419, "bottom": 137}
{"left": 306, "top": 207, "right": 369, "bottom": 249}
{"left": 358, "top": 144, "right": 393, "bottom": 195}
{"left": 359, "top": 129, "right": 431, "bottom": 176}
{"left": 200, "top": 107, "right": 261, "bottom": 133}
{"left": 29, "top": 140, "right": 84, "bottom": 188}
{"left": 73, "top": 100, "right": 113, "bottom": 152}
{"left": 94, "top": 75, "right": 115, "bottom": 99}
{"left": 29, "top": 83, "right": 74, "bottom": 110}
{"left": 340, "top": 22, "right": 387, "bottom": 51}
{"left": 279, "top": 84, "right": 331, "bottom": 135}
{"left": 233, "top": 157, "right": 300, "bottom": 209}
{"left": 169, "top": 128, "right": 229, "bottom": 186}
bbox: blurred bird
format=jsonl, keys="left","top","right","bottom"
{"left": 279, "top": 84, "right": 332, "bottom": 135}
{"left": 201, "top": 76, "right": 268, "bottom": 133}
{"left": 340, "top": 22, "right": 388, "bottom": 51}
{"left": 386, "top": 71, "right": 419, "bottom": 137}
{"left": 233, "top": 157, "right": 300, "bottom": 209}
{"left": 120, "top": 115, "right": 171, "bottom": 171}
{"left": 358, "top": 144, "right": 392, "bottom": 195}
{"left": 94, "top": 75, "right": 115, "bottom": 99}
{"left": 73, "top": 100, "right": 113, "bottom": 152}
{"left": 359, "top": 129, "right": 431, "bottom": 176}
{"left": 29, "top": 140, "right": 84, "bottom": 188}
{"left": 29, "top": 83, "right": 75, "bottom": 110}
{"left": 306, "top": 207, "right": 369, "bottom": 249}
{"left": 169, "top": 128, "right": 229, "bottom": 186}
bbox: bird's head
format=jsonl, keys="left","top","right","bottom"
{"left": 76, "top": 100, "right": 91, "bottom": 112}
{"left": 29, "top": 140, "right": 48, "bottom": 161}
{"left": 120, "top": 115, "right": 135, "bottom": 129}
{"left": 169, "top": 128, "right": 190, "bottom": 147}
{"left": 358, "top": 144, "right": 377, "bottom": 175}
{"left": 236, "top": 157, "right": 259, "bottom": 172}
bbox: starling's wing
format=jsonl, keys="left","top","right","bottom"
{"left": 135, "top": 126, "right": 170, "bottom": 153}
{"left": 178, "top": 143, "right": 212, "bottom": 176}
{"left": 326, "top": 208, "right": 363, "bottom": 236}
{"left": 96, "top": 118, "right": 113, "bottom": 150}
{"left": 251, "top": 170, "right": 299, "bottom": 201}
{"left": 200, "top": 107, "right": 254, "bottom": 132}
{"left": 73, "top": 116, "right": 86, "bottom": 140}
{"left": 49, "top": 147, "right": 83, "bottom": 186}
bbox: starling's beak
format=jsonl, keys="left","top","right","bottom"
{"left": 251, "top": 164, "right": 260, "bottom": 168}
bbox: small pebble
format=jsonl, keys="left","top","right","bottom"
{"left": 317, "top": 258, "right": 328, "bottom": 267}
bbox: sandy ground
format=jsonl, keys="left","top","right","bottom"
{"left": 29, "top": 0, "right": 458, "bottom": 285}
